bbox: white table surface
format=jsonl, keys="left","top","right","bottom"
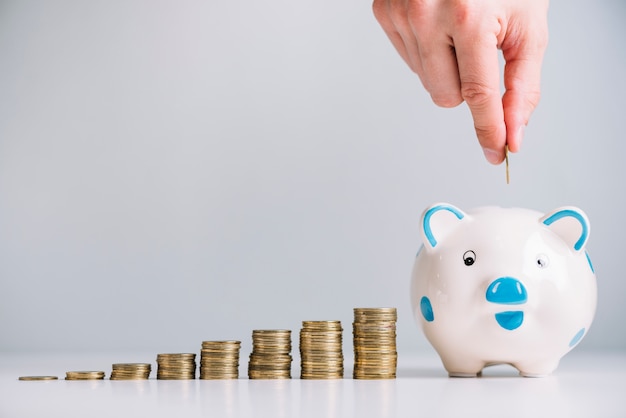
{"left": 1, "top": 350, "right": 624, "bottom": 418}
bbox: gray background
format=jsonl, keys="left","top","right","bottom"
{"left": 1, "top": 0, "right": 624, "bottom": 355}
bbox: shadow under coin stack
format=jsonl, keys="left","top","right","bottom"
{"left": 248, "top": 330, "right": 292, "bottom": 379}
{"left": 110, "top": 363, "right": 151, "bottom": 380}
{"left": 299, "top": 320, "right": 344, "bottom": 379}
{"left": 200, "top": 341, "right": 241, "bottom": 379}
{"left": 353, "top": 307, "right": 398, "bottom": 379}
{"left": 156, "top": 353, "right": 196, "bottom": 380}
{"left": 65, "top": 371, "right": 106, "bottom": 380}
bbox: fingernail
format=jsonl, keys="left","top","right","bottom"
{"left": 483, "top": 148, "right": 501, "bottom": 164}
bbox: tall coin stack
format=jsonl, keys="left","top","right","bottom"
{"left": 299, "top": 320, "right": 344, "bottom": 379}
{"left": 156, "top": 353, "right": 196, "bottom": 380}
{"left": 248, "top": 330, "right": 292, "bottom": 379}
{"left": 200, "top": 341, "right": 241, "bottom": 379}
{"left": 353, "top": 307, "right": 398, "bottom": 379}
{"left": 110, "top": 363, "right": 151, "bottom": 380}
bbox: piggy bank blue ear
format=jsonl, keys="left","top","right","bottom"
{"left": 540, "top": 207, "right": 590, "bottom": 252}
{"left": 420, "top": 203, "right": 467, "bottom": 249}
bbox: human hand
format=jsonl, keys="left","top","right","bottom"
{"left": 372, "top": 0, "right": 549, "bottom": 164}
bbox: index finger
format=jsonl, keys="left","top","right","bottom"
{"left": 454, "top": 32, "right": 506, "bottom": 164}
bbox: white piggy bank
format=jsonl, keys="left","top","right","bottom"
{"left": 411, "top": 203, "right": 597, "bottom": 377}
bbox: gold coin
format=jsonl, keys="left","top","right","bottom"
{"left": 248, "top": 369, "right": 291, "bottom": 375}
{"left": 353, "top": 307, "right": 397, "bottom": 316}
{"left": 301, "top": 355, "right": 344, "bottom": 361}
{"left": 201, "top": 350, "right": 240, "bottom": 356}
{"left": 301, "top": 362, "right": 343, "bottom": 367}
{"left": 302, "top": 320, "right": 342, "bottom": 328}
{"left": 301, "top": 370, "right": 344, "bottom": 375}
{"left": 252, "top": 329, "right": 291, "bottom": 334}
{"left": 355, "top": 352, "right": 397, "bottom": 358}
{"left": 202, "top": 341, "right": 241, "bottom": 349}
{"left": 248, "top": 362, "right": 293, "bottom": 369}
{"left": 112, "top": 363, "right": 151, "bottom": 369}
{"left": 200, "top": 359, "right": 239, "bottom": 367}
{"left": 300, "top": 336, "right": 342, "bottom": 343}
{"left": 156, "top": 371, "right": 195, "bottom": 376}
{"left": 200, "top": 372, "right": 238, "bottom": 375}
{"left": 201, "top": 355, "right": 239, "bottom": 361}
{"left": 303, "top": 371, "right": 343, "bottom": 374}
{"left": 18, "top": 376, "right": 58, "bottom": 381}
{"left": 353, "top": 374, "right": 396, "bottom": 380}
{"left": 157, "top": 370, "right": 196, "bottom": 375}
{"left": 353, "top": 321, "right": 396, "bottom": 329}
{"left": 301, "top": 359, "right": 344, "bottom": 365}
{"left": 355, "top": 362, "right": 398, "bottom": 369}
{"left": 353, "top": 333, "right": 396, "bottom": 339}
{"left": 301, "top": 371, "right": 344, "bottom": 375}
{"left": 156, "top": 359, "right": 196, "bottom": 363}
{"left": 302, "top": 365, "right": 343, "bottom": 370}
{"left": 157, "top": 353, "right": 196, "bottom": 359}
{"left": 252, "top": 344, "right": 291, "bottom": 350}
{"left": 252, "top": 341, "right": 292, "bottom": 346}
{"left": 200, "top": 365, "right": 239, "bottom": 370}
{"left": 354, "top": 368, "right": 397, "bottom": 374}
{"left": 200, "top": 370, "right": 239, "bottom": 374}
{"left": 353, "top": 310, "right": 397, "bottom": 323}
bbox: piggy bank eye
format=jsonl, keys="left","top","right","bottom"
{"left": 536, "top": 254, "right": 549, "bottom": 268}
{"left": 463, "top": 250, "right": 476, "bottom": 266}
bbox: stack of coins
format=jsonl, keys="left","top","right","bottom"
{"left": 248, "top": 330, "right": 292, "bottom": 379}
{"left": 299, "top": 320, "right": 344, "bottom": 379}
{"left": 65, "top": 371, "right": 106, "bottom": 380}
{"left": 200, "top": 341, "right": 241, "bottom": 379}
{"left": 353, "top": 307, "right": 398, "bottom": 379}
{"left": 156, "top": 353, "right": 196, "bottom": 380}
{"left": 110, "top": 363, "right": 152, "bottom": 380}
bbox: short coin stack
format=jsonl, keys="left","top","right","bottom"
{"left": 65, "top": 371, "right": 106, "bottom": 380}
{"left": 299, "top": 320, "right": 344, "bottom": 379}
{"left": 200, "top": 341, "right": 241, "bottom": 379}
{"left": 248, "top": 330, "right": 292, "bottom": 379}
{"left": 110, "top": 363, "right": 152, "bottom": 380}
{"left": 156, "top": 353, "right": 196, "bottom": 380}
{"left": 353, "top": 307, "right": 398, "bottom": 379}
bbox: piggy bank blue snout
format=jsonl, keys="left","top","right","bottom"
{"left": 486, "top": 277, "right": 528, "bottom": 305}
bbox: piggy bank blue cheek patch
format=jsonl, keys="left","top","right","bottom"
{"left": 420, "top": 296, "right": 434, "bottom": 322}
{"left": 569, "top": 328, "right": 586, "bottom": 348}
